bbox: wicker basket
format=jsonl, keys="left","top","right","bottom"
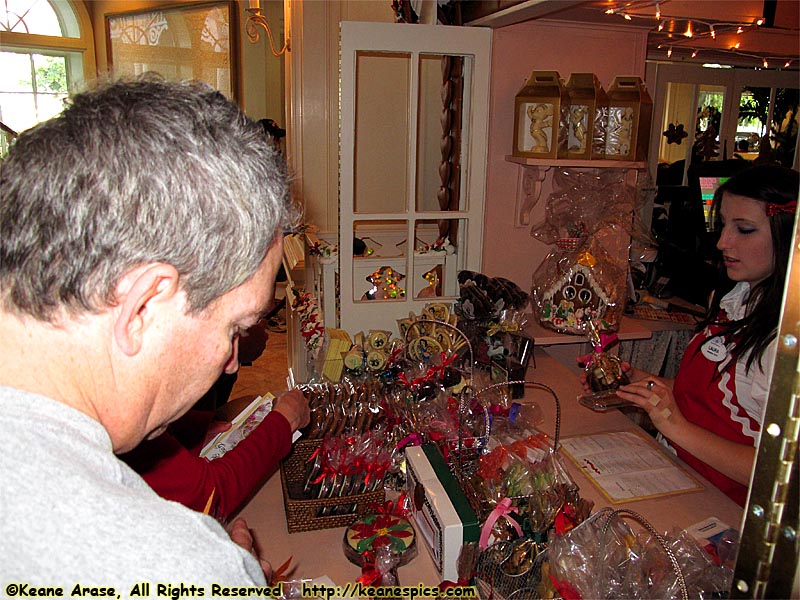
{"left": 280, "top": 439, "right": 386, "bottom": 533}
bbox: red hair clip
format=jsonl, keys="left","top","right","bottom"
{"left": 766, "top": 200, "right": 797, "bottom": 216}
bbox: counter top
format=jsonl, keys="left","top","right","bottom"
{"left": 238, "top": 348, "right": 743, "bottom": 588}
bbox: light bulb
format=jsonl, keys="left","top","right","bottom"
{"left": 756, "top": 18, "right": 764, "bottom": 26}
{"left": 684, "top": 21, "right": 693, "bottom": 37}
{"left": 763, "top": 59, "right": 769, "bottom": 68}
{"left": 655, "top": 3, "right": 661, "bottom": 19}
{"left": 737, "top": 26, "right": 744, "bottom": 34}
{"left": 623, "top": 13, "right": 632, "bottom": 20}
{"left": 691, "top": 49, "right": 698, "bottom": 58}
{"left": 785, "top": 60, "right": 792, "bottom": 68}
{"left": 667, "top": 47, "right": 673, "bottom": 57}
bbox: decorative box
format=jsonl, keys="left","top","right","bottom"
{"left": 565, "top": 73, "right": 608, "bottom": 160}
{"left": 405, "top": 443, "right": 480, "bottom": 581}
{"left": 604, "top": 76, "right": 653, "bottom": 161}
{"left": 512, "top": 71, "right": 569, "bottom": 159}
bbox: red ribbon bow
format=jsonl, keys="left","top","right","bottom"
{"left": 766, "top": 200, "right": 797, "bottom": 216}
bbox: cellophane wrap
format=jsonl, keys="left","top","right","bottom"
{"left": 530, "top": 169, "right": 643, "bottom": 334}
{"left": 547, "top": 510, "right": 734, "bottom": 599}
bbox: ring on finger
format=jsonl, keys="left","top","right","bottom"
{"left": 646, "top": 380, "right": 655, "bottom": 391}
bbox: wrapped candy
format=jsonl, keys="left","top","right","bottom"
{"left": 583, "top": 319, "right": 628, "bottom": 393}
{"left": 530, "top": 169, "right": 643, "bottom": 334}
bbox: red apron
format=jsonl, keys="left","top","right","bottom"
{"left": 670, "top": 319, "right": 760, "bottom": 506}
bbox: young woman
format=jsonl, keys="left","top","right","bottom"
{"left": 615, "top": 164, "right": 798, "bottom": 506}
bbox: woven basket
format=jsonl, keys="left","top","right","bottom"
{"left": 280, "top": 439, "right": 386, "bottom": 533}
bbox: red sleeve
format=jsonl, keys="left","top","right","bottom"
{"left": 121, "top": 410, "right": 292, "bottom": 519}
{"left": 200, "top": 410, "right": 293, "bottom": 518}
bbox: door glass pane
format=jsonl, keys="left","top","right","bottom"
{"left": 412, "top": 218, "right": 465, "bottom": 299}
{"left": 736, "top": 87, "right": 770, "bottom": 158}
{"left": 657, "top": 82, "right": 694, "bottom": 170}
{"left": 416, "top": 54, "right": 466, "bottom": 212}
{"left": 353, "top": 220, "right": 408, "bottom": 303}
{"left": 773, "top": 87, "right": 798, "bottom": 167}
{"left": 694, "top": 85, "right": 725, "bottom": 160}
{"left": 354, "top": 51, "right": 410, "bottom": 214}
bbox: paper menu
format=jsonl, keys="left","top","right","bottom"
{"left": 560, "top": 430, "right": 703, "bottom": 502}
{"left": 199, "top": 393, "right": 301, "bottom": 460}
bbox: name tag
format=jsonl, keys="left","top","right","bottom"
{"left": 702, "top": 337, "right": 727, "bottom": 362}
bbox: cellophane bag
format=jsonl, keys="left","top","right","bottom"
{"left": 530, "top": 169, "right": 643, "bottom": 334}
{"left": 547, "top": 508, "right": 734, "bottom": 599}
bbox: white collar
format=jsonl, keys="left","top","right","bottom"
{"left": 720, "top": 281, "right": 751, "bottom": 321}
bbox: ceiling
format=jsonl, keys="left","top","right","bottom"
{"left": 462, "top": 0, "right": 800, "bottom": 69}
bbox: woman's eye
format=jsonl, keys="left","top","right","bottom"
{"left": 737, "top": 227, "right": 756, "bottom": 235}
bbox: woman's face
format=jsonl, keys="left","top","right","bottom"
{"left": 716, "top": 192, "right": 775, "bottom": 286}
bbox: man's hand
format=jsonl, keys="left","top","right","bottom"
{"left": 272, "top": 389, "right": 310, "bottom": 432}
{"left": 228, "top": 517, "right": 273, "bottom": 582}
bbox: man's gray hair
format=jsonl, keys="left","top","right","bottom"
{"left": 1, "top": 74, "right": 297, "bottom": 321}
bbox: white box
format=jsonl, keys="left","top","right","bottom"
{"left": 405, "top": 444, "right": 480, "bottom": 581}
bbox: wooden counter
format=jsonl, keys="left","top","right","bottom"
{"left": 238, "top": 348, "right": 743, "bottom": 587}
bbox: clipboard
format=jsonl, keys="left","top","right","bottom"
{"left": 560, "top": 429, "right": 703, "bottom": 503}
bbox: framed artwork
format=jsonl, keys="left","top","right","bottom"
{"left": 106, "top": 1, "right": 239, "bottom": 101}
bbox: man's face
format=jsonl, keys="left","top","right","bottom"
{"left": 136, "top": 237, "right": 284, "bottom": 447}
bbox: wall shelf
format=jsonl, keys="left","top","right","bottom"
{"left": 506, "top": 155, "right": 647, "bottom": 226}
{"left": 505, "top": 155, "right": 646, "bottom": 170}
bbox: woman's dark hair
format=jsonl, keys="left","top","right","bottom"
{"left": 701, "top": 164, "right": 799, "bottom": 372}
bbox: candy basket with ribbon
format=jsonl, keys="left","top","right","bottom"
{"left": 468, "top": 380, "right": 593, "bottom": 600}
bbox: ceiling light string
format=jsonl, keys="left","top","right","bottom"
{"left": 657, "top": 43, "right": 794, "bottom": 69}
{"left": 603, "top": 2, "right": 764, "bottom": 40}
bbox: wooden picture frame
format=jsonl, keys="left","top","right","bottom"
{"left": 105, "top": 1, "right": 240, "bottom": 102}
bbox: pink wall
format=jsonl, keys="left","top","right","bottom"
{"left": 481, "top": 19, "right": 648, "bottom": 293}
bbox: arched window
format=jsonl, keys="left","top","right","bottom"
{"left": 0, "top": 0, "right": 95, "bottom": 135}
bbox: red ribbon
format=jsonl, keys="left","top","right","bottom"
{"left": 311, "top": 465, "right": 336, "bottom": 485}
{"left": 369, "top": 493, "right": 411, "bottom": 518}
{"left": 357, "top": 551, "right": 382, "bottom": 586}
{"left": 766, "top": 200, "right": 797, "bottom": 216}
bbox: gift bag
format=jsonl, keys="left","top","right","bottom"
{"left": 530, "top": 169, "right": 645, "bottom": 335}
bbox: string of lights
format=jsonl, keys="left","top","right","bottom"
{"left": 600, "top": 0, "right": 796, "bottom": 69}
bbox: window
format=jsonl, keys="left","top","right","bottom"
{"left": 649, "top": 63, "right": 799, "bottom": 177}
{"left": 0, "top": 0, "right": 95, "bottom": 135}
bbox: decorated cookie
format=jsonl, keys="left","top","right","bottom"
{"left": 343, "top": 513, "right": 416, "bottom": 566}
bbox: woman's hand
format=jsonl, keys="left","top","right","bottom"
{"left": 615, "top": 378, "right": 684, "bottom": 434}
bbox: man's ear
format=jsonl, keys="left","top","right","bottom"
{"left": 113, "top": 263, "right": 181, "bottom": 356}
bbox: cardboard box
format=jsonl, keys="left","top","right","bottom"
{"left": 405, "top": 444, "right": 480, "bottom": 581}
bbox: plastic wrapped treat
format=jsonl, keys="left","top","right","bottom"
{"left": 530, "top": 169, "right": 641, "bottom": 334}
